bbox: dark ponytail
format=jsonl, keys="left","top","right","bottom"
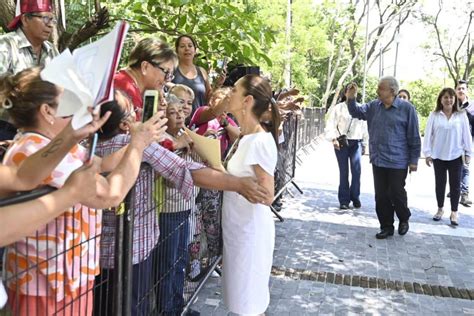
{"left": 240, "top": 74, "right": 281, "bottom": 146}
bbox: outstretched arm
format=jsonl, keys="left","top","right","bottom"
{"left": 0, "top": 161, "right": 99, "bottom": 247}
{"left": 82, "top": 112, "right": 168, "bottom": 208}
{"left": 7, "top": 109, "right": 111, "bottom": 194}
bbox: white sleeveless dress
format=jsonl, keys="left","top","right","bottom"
{"left": 222, "top": 132, "right": 277, "bottom": 315}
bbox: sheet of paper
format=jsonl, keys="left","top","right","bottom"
{"left": 41, "top": 49, "right": 93, "bottom": 119}
{"left": 184, "top": 128, "right": 225, "bottom": 172}
{"left": 40, "top": 21, "right": 129, "bottom": 130}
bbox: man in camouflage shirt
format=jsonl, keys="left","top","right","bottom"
{"left": 0, "top": 0, "right": 58, "bottom": 76}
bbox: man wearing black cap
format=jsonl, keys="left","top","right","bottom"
{"left": 0, "top": 0, "right": 58, "bottom": 76}
{"left": 457, "top": 80, "right": 474, "bottom": 206}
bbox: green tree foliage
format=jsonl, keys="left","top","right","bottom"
{"left": 100, "top": 0, "right": 275, "bottom": 70}
{"left": 404, "top": 79, "right": 442, "bottom": 117}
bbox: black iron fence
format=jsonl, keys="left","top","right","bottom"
{"left": 0, "top": 107, "right": 325, "bottom": 316}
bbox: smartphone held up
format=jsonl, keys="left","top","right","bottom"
{"left": 142, "top": 90, "right": 160, "bottom": 122}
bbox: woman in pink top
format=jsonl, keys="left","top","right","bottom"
{"left": 189, "top": 87, "right": 240, "bottom": 158}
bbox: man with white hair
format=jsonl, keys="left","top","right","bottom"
{"left": 346, "top": 76, "right": 421, "bottom": 239}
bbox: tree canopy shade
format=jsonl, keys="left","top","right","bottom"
{"left": 0, "top": 0, "right": 472, "bottom": 109}
{"left": 417, "top": 0, "right": 473, "bottom": 85}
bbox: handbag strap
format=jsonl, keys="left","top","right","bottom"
{"left": 337, "top": 118, "right": 353, "bottom": 136}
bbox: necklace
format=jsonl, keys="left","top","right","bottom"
{"left": 223, "top": 134, "right": 244, "bottom": 169}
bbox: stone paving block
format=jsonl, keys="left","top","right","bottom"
{"left": 326, "top": 272, "right": 335, "bottom": 284}
{"left": 404, "top": 281, "right": 414, "bottom": 293}
{"left": 448, "top": 286, "right": 461, "bottom": 298}
{"left": 413, "top": 282, "right": 423, "bottom": 294}
{"left": 468, "top": 289, "right": 474, "bottom": 300}
{"left": 421, "top": 284, "right": 432, "bottom": 296}
{"left": 377, "top": 278, "right": 386, "bottom": 290}
{"left": 430, "top": 285, "right": 442, "bottom": 297}
{"left": 335, "top": 273, "right": 343, "bottom": 285}
{"left": 352, "top": 276, "right": 360, "bottom": 287}
{"left": 343, "top": 275, "right": 351, "bottom": 286}
{"left": 458, "top": 288, "right": 471, "bottom": 300}
{"left": 386, "top": 280, "right": 396, "bottom": 290}
{"left": 439, "top": 286, "right": 452, "bottom": 297}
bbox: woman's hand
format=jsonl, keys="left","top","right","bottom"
{"left": 69, "top": 106, "right": 112, "bottom": 141}
{"left": 425, "top": 157, "right": 433, "bottom": 167}
{"left": 345, "top": 83, "right": 358, "bottom": 100}
{"left": 203, "top": 129, "right": 218, "bottom": 138}
{"left": 213, "top": 70, "right": 227, "bottom": 89}
{"left": 128, "top": 110, "right": 168, "bottom": 150}
{"left": 237, "top": 177, "right": 269, "bottom": 204}
{"left": 174, "top": 132, "right": 194, "bottom": 151}
{"left": 333, "top": 139, "right": 340, "bottom": 150}
{"left": 63, "top": 158, "right": 101, "bottom": 204}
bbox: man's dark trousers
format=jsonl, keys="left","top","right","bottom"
{"left": 372, "top": 165, "right": 411, "bottom": 230}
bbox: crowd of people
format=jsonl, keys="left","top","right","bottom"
{"left": 0, "top": 1, "right": 302, "bottom": 315}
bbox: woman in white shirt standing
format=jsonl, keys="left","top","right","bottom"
{"left": 325, "top": 84, "right": 368, "bottom": 209}
{"left": 423, "top": 87, "right": 472, "bottom": 225}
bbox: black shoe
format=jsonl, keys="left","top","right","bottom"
{"left": 184, "top": 309, "right": 201, "bottom": 316}
{"left": 460, "top": 194, "right": 472, "bottom": 207}
{"left": 353, "top": 200, "right": 361, "bottom": 208}
{"left": 375, "top": 228, "right": 394, "bottom": 239}
{"left": 398, "top": 221, "right": 409, "bottom": 235}
{"left": 340, "top": 204, "right": 350, "bottom": 210}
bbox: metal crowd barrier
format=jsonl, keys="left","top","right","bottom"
{"left": 270, "top": 107, "right": 325, "bottom": 221}
{"left": 0, "top": 108, "right": 325, "bottom": 315}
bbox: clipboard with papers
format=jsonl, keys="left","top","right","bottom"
{"left": 184, "top": 128, "right": 226, "bottom": 173}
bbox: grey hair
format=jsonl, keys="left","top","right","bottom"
{"left": 379, "top": 76, "right": 399, "bottom": 95}
{"left": 165, "top": 94, "right": 181, "bottom": 107}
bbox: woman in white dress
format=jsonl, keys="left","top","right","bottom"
{"left": 222, "top": 74, "right": 280, "bottom": 315}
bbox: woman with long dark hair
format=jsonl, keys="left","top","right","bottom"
{"left": 423, "top": 87, "right": 472, "bottom": 225}
{"left": 324, "top": 84, "right": 368, "bottom": 209}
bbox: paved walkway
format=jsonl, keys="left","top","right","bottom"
{"left": 190, "top": 139, "right": 474, "bottom": 315}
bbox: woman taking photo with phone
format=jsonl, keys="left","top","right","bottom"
{"left": 324, "top": 83, "right": 368, "bottom": 210}
{"left": 114, "top": 37, "right": 176, "bottom": 121}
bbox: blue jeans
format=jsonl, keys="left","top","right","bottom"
{"left": 461, "top": 160, "right": 470, "bottom": 195}
{"left": 335, "top": 139, "right": 362, "bottom": 205}
{"left": 155, "top": 210, "right": 190, "bottom": 315}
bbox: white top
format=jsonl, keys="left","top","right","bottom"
{"left": 222, "top": 132, "right": 277, "bottom": 315}
{"left": 0, "top": 280, "right": 6, "bottom": 309}
{"left": 423, "top": 110, "right": 472, "bottom": 160}
{"left": 325, "top": 101, "right": 369, "bottom": 144}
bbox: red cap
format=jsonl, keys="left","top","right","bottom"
{"left": 7, "top": 0, "right": 53, "bottom": 30}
